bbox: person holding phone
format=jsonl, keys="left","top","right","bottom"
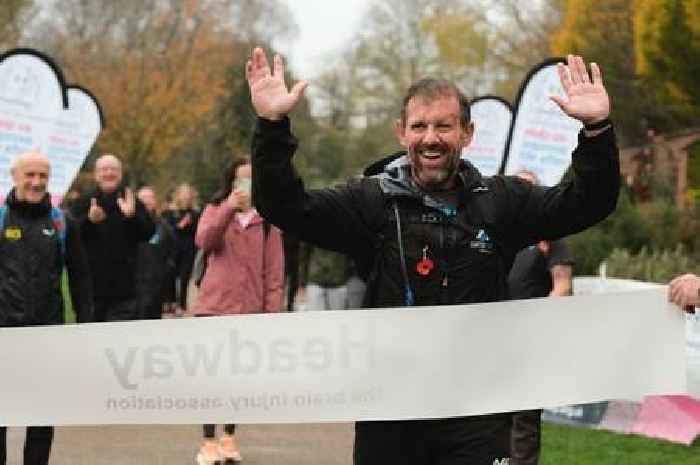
{"left": 192, "top": 156, "right": 285, "bottom": 465}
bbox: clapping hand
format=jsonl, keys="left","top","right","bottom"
{"left": 117, "top": 188, "right": 136, "bottom": 218}
{"left": 88, "top": 198, "right": 106, "bottom": 224}
{"left": 177, "top": 213, "right": 192, "bottom": 229}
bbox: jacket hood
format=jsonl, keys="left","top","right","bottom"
{"left": 364, "top": 151, "right": 489, "bottom": 203}
{"left": 5, "top": 188, "right": 52, "bottom": 216}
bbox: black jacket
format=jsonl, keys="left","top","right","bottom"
{"left": 0, "top": 190, "right": 93, "bottom": 326}
{"left": 71, "top": 187, "right": 155, "bottom": 300}
{"left": 163, "top": 208, "right": 200, "bottom": 272}
{"left": 252, "top": 117, "right": 620, "bottom": 309}
{"left": 136, "top": 216, "right": 178, "bottom": 318}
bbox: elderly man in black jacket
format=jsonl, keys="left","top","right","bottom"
{"left": 71, "top": 154, "right": 154, "bottom": 321}
{"left": 247, "top": 49, "right": 620, "bottom": 465}
{"left": 0, "top": 150, "right": 93, "bottom": 465}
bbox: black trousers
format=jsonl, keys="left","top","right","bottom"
{"left": 203, "top": 424, "right": 236, "bottom": 438}
{"left": 510, "top": 410, "right": 542, "bottom": 465}
{"left": 94, "top": 296, "right": 140, "bottom": 322}
{"left": 0, "top": 426, "right": 54, "bottom": 465}
{"left": 354, "top": 414, "right": 512, "bottom": 465}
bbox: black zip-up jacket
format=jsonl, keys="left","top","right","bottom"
{"left": 252, "top": 117, "right": 619, "bottom": 464}
{"left": 0, "top": 190, "right": 93, "bottom": 326}
{"left": 136, "top": 216, "right": 178, "bottom": 316}
{"left": 252, "top": 117, "right": 619, "bottom": 309}
{"left": 71, "top": 186, "right": 155, "bottom": 300}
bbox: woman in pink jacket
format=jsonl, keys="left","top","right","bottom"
{"left": 193, "top": 156, "right": 284, "bottom": 465}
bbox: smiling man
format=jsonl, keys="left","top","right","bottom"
{"left": 71, "top": 154, "right": 154, "bottom": 322}
{"left": 247, "top": 48, "right": 620, "bottom": 465}
{"left": 0, "top": 150, "right": 93, "bottom": 465}
{"left": 396, "top": 82, "right": 472, "bottom": 192}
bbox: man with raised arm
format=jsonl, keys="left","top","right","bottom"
{"left": 247, "top": 47, "right": 619, "bottom": 465}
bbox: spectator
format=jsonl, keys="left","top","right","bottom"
{"left": 192, "top": 157, "right": 285, "bottom": 464}
{"left": 507, "top": 169, "right": 574, "bottom": 465}
{"left": 70, "top": 154, "right": 154, "bottom": 321}
{"left": 164, "top": 183, "right": 200, "bottom": 314}
{"left": 0, "top": 151, "right": 93, "bottom": 465}
{"left": 136, "top": 186, "right": 178, "bottom": 319}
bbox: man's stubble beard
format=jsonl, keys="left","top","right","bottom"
{"left": 408, "top": 146, "right": 461, "bottom": 192}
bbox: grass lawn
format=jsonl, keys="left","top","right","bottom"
{"left": 62, "top": 271, "right": 76, "bottom": 323}
{"left": 541, "top": 422, "right": 700, "bottom": 465}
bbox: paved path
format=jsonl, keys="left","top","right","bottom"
{"left": 5, "top": 423, "right": 354, "bottom": 465}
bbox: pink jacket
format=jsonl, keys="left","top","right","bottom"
{"left": 193, "top": 202, "right": 284, "bottom": 315}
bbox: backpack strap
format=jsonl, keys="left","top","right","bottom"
{"left": 50, "top": 207, "right": 67, "bottom": 260}
{"left": 0, "top": 205, "right": 66, "bottom": 265}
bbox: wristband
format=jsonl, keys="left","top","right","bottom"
{"left": 584, "top": 118, "right": 612, "bottom": 131}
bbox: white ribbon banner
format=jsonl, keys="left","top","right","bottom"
{"left": 0, "top": 288, "right": 687, "bottom": 426}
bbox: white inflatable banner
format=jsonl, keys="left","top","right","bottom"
{"left": 0, "top": 50, "right": 102, "bottom": 203}
{"left": 462, "top": 97, "right": 512, "bottom": 176}
{"left": 0, "top": 51, "right": 66, "bottom": 196}
{"left": 0, "top": 288, "right": 687, "bottom": 426}
{"left": 46, "top": 87, "right": 102, "bottom": 200}
{"left": 504, "top": 60, "right": 582, "bottom": 186}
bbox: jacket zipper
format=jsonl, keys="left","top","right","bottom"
{"left": 440, "top": 224, "right": 449, "bottom": 304}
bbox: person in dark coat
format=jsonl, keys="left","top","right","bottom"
{"left": 507, "top": 169, "right": 574, "bottom": 465}
{"left": 0, "top": 151, "right": 93, "bottom": 465}
{"left": 163, "top": 183, "right": 200, "bottom": 313}
{"left": 136, "top": 186, "right": 178, "bottom": 319}
{"left": 70, "top": 154, "right": 154, "bottom": 321}
{"left": 247, "top": 49, "right": 619, "bottom": 465}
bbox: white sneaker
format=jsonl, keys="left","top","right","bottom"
{"left": 196, "top": 441, "right": 222, "bottom": 465}
{"left": 218, "top": 434, "right": 242, "bottom": 462}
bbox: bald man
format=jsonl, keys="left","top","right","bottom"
{"left": 0, "top": 151, "right": 93, "bottom": 465}
{"left": 70, "top": 154, "right": 154, "bottom": 321}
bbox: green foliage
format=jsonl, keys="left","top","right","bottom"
{"left": 637, "top": 198, "right": 681, "bottom": 248}
{"left": 304, "top": 246, "right": 350, "bottom": 288}
{"left": 687, "top": 142, "right": 700, "bottom": 194}
{"left": 606, "top": 245, "right": 698, "bottom": 283}
{"left": 164, "top": 43, "right": 326, "bottom": 203}
{"left": 541, "top": 422, "right": 700, "bottom": 464}
{"left": 552, "top": 0, "right": 670, "bottom": 142}
{"left": 635, "top": 0, "right": 700, "bottom": 114}
{"left": 62, "top": 271, "right": 76, "bottom": 324}
{"left": 570, "top": 177, "right": 700, "bottom": 279}
{"left": 568, "top": 187, "right": 650, "bottom": 275}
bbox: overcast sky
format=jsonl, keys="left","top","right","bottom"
{"left": 277, "top": 0, "right": 371, "bottom": 78}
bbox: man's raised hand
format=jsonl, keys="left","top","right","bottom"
{"left": 246, "top": 47, "right": 308, "bottom": 121}
{"left": 551, "top": 54, "right": 610, "bottom": 125}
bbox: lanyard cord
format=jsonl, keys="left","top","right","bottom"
{"left": 393, "top": 201, "right": 414, "bottom": 306}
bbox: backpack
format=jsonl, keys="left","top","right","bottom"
{"left": 0, "top": 205, "right": 67, "bottom": 261}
